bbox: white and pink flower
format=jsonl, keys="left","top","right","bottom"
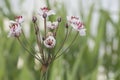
{"left": 8, "top": 16, "right": 24, "bottom": 38}
{"left": 8, "top": 21, "right": 22, "bottom": 37}
{"left": 15, "top": 16, "right": 24, "bottom": 24}
{"left": 38, "top": 7, "right": 55, "bottom": 17}
{"left": 44, "top": 36, "right": 56, "bottom": 48}
{"left": 67, "top": 16, "right": 86, "bottom": 36}
{"left": 47, "top": 21, "right": 58, "bottom": 30}
{"left": 67, "top": 16, "right": 79, "bottom": 24}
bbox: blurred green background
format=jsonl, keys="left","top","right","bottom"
{"left": 0, "top": 0, "right": 120, "bottom": 80}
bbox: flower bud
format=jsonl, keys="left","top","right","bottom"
{"left": 32, "top": 16, "right": 37, "bottom": 23}
{"left": 42, "top": 37, "right": 45, "bottom": 41}
{"left": 43, "top": 13, "right": 47, "bottom": 18}
{"left": 57, "top": 17, "right": 61, "bottom": 22}
{"left": 65, "top": 23, "right": 69, "bottom": 28}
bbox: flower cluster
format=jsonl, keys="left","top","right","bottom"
{"left": 38, "top": 7, "right": 57, "bottom": 48}
{"left": 8, "top": 6, "right": 86, "bottom": 73}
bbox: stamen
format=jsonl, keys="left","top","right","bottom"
{"left": 41, "top": 7, "right": 49, "bottom": 12}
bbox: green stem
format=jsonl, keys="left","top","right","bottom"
{"left": 21, "top": 29, "right": 41, "bottom": 60}
{"left": 40, "top": 71, "right": 47, "bottom": 80}
{"left": 17, "top": 37, "right": 43, "bottom": 64}
{"left": 54, "top": 22, "right": 59, "bottom": 38}
{"left": 54, "top": 28, "right": 69, "bottom": 58}
{"left": 34, "top": 23, "right": 45, "bottom": 63}
{"left": 55, "top": 32, "right": 79, "bottom": 59}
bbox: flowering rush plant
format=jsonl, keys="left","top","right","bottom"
{"left": 8, "top": 6, "right": 86, "bottom": 78}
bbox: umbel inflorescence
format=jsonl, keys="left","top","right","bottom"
{"left": 8, "top": 6, "right": 86, "bottom": 73}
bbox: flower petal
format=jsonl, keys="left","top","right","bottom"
{"left": 47, "top": 10, "right": 55, "bottom": 16}
{"left": 38, "top": 10, "right": 43, "bottom": 16}
{"left": 79, "top": 28, "right": 86, "bottom": 36}
{"left": 47, "top": 21, "right": 58, "bottom": 29}
{"left": 9, "top": 20, "right": 17, "bottom": 24}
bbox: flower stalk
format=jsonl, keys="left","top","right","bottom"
{"left": 17, "top": 37, "right": 43, "bottom": 64}
{"left": 44, "top": 17, "right": 47, "bottom": 38}
{"left": 33, "top": 22, "right": 45, "bottom": 63}
{"left": 55, "top": 32, "right": 79, "bottom": 59}
{"left": 53, "top": 25, "right": 69, "bottom": 59}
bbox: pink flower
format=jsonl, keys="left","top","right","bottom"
{"left": 44, "top": 36, "right": 56, "bottom": 48}
{"left": 67, "top": 16, "right": 86, "bottom": 36}
{"left": 47, "top": 21, "right": 58, "bottom": 30}
{"left": 38, "top": 7, "right": 55, "bottom": 17}
{"left": 8, "top": 21, "right": 22, "bottom": 37}
{"left": 15, "top": 16, "right": 24, "bottom": 24}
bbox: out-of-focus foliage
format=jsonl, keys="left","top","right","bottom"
{"left": 0, "top": 0, "right": 120, "bottom": 80}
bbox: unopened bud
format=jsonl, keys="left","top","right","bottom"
{"left": 57, "top": 17, "right": 61, "bottom": 22}
{"left": 42, "top": 37, "right": 45, "bottom": 41}
{"left": 32, "top": 16, "right": 37, "bottom": 23}
{"left": 43, "top": 13, "right": 47, "bottom": 18}
{"left": 65, "top": 23, "right": 69, "bottom": 28}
